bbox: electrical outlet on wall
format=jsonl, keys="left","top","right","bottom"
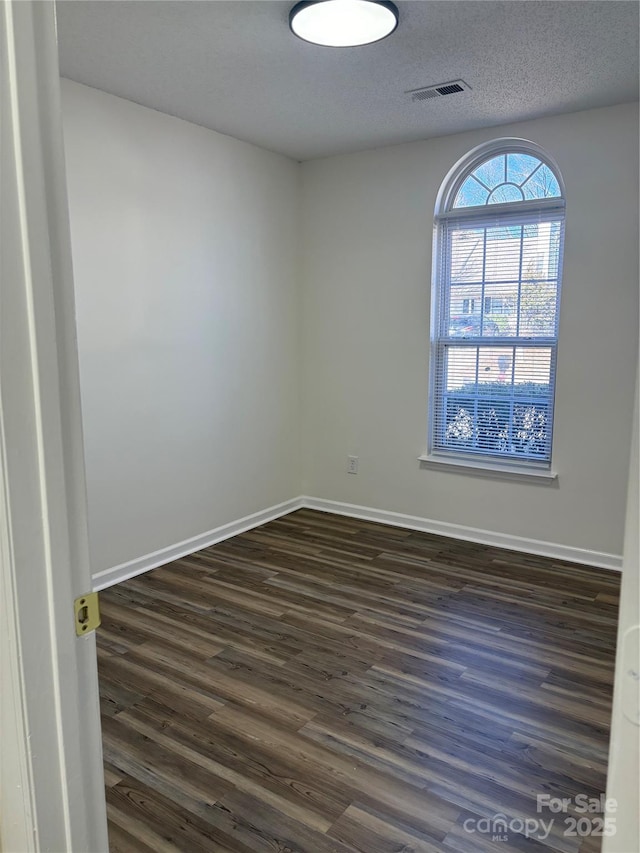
{"left": 347, "top": 455, "right": 359, "bottom": 474}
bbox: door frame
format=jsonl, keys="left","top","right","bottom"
{"left": 0, "top": 1, "right": 108, "bottom": 849}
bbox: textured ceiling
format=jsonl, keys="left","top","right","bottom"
{"left": 56, "top": 0, "right": 639, "bottom": 161}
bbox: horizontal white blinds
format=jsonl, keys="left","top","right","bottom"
{"left": 432, "top": 207, "right": 564, "bottom": 463}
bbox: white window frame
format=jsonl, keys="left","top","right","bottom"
{"left": 424, "top": 138, "right": 566, "bottom": 478}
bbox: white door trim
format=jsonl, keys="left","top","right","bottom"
{"left": 0, "top": 2, "right": 108, "bottom": 850}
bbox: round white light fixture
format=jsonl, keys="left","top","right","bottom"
{"left": 289, "top": 0, "right": 398, "bottom": 47}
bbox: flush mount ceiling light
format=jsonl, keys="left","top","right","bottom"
{"left": 289, "top": 0, "right": 398, "bottom": 47}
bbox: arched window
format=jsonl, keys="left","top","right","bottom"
{"left": 429, "top": 139, "right": 565, "bottom": 470}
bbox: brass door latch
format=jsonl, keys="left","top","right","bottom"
{"left": 74, "top": 592, "right": 100, "bottom": 636}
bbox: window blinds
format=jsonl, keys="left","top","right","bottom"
{"left": 431, "top": 206, "right": 565, "bottom": 464}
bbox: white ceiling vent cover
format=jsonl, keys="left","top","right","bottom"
{"left": 407, "top": 80, "right": 471, "bottom": 102}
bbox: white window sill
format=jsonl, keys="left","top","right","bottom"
{"left": 418, "top": 453, "right": 558, "bottom": 482}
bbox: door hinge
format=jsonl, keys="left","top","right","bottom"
{"left": 74, "top": 592, "right": 100, "bottom": 636}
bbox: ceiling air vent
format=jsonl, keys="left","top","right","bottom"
{"left": 407, "top": 80, "right": 470, "bottom": 103}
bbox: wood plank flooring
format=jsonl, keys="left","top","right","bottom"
{"left": 97, "top": 509, "right": 620, "bottom": 853}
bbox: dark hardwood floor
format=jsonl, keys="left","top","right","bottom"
{"left": 97, "top": 509, "right": 620, "bottom": 853}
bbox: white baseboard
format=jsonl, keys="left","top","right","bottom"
{"left": 300, "top": 496, "right": 623, "bottom": 572}
{"left": 92, "top": 493, "right": 622, "bottom": 590}
{"left": 92, "top": 497, "right": 304, "bottom": 591}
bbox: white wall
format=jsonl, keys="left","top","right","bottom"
{"left": 300, "top": 103, "right": 639, "bottom": 560}
{"left": 62, "top": 80, "right": 300, "bottom": 576}
{"left": 63, "top": 85, "right": 638, "bottom": 575}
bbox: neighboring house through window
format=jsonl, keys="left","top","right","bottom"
{"left": 484, "top": 295, "right": 511, "bottom": 315}
{"left": 428, "top": 139, "right": 565, "bottom": 470}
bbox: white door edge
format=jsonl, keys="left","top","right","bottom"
{"left": 0, "top": 2, "right": 108, "bottom": 850}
